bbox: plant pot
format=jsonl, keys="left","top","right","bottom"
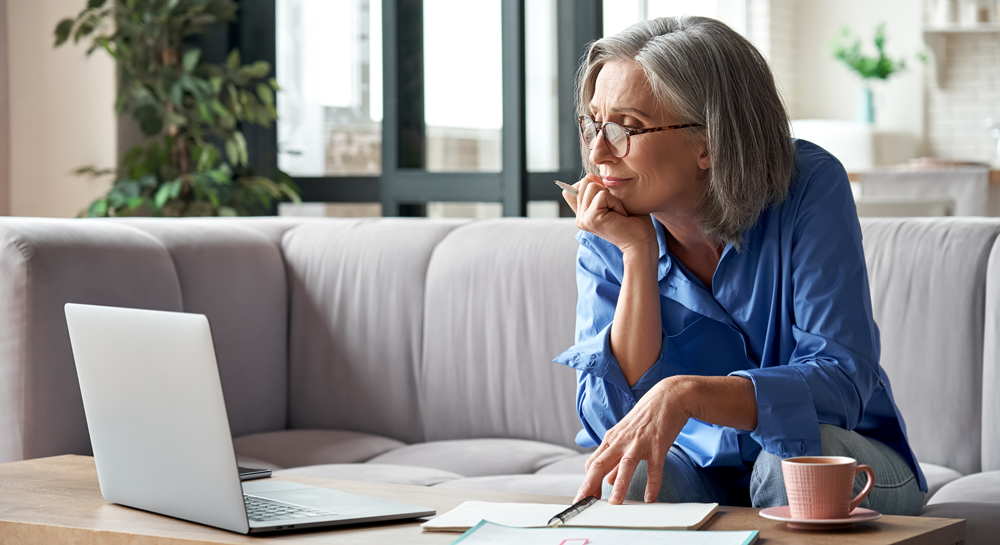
{"left": 857, "top": 85, "right": 875, "bottom": 125}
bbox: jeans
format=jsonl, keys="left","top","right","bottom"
{"left": 602, "top": 424, "right": 926, "bottom": 516}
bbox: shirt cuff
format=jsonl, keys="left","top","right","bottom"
{"left": 554, "top": 323, "right": 633, "bottom": 398}
{"left": 730, "top": 366, "right": 822, "bottom": 458}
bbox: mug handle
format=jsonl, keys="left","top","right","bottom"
{"left": 849, "top": 464, "right": 876, "bottom": 512}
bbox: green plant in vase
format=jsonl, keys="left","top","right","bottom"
{"left": 55, "top": 0, "right": 300, "bottom": 217}
{"left": 828, "top": 22, "right": 912, "bottom": 125}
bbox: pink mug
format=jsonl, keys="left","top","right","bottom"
{"left": 781, "top": 456, "right": 875, "bottom": 520}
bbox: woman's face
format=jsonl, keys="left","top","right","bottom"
{"left": 587, "top": 60, "right": 709, "bottom": 216}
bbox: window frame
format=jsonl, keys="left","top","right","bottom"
{"left": 235, "top": 0, "right": 603, "bottom": 216}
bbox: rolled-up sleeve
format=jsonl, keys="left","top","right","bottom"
{"left": 730, "top": 160, "right": 881, "bottom": 458}
{"left": 553, "top": 233, "right": 668, "bottom": 447}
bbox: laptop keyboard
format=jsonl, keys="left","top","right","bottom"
{"left": 244, "top": 494, "right": 335, "bottom": 522}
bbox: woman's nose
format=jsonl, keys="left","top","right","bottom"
{"left": 588, "top": 131, "right": 618, "bottom": 165}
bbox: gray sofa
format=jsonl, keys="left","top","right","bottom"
{"left": 0, "top": 216, "right": 998, "bottom": 542}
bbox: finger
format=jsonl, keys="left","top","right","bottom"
{"left": 643, "top": 455, "right": 665, "bottom": 503}
{"left": 605, "top": 466, "right": 619, "bottom": 485}
{"left": 574, "top": 456, "right": 610, "bottom": 502}
{"left": 584, "top": 439, "right": 611, "bottom": 473}
{"left": 609, "top": 455, "right": 640, "bottom": 505}
{"left": 561, "top": 189, "right": 578, "bottom": 214}
{"left": 590, "top": 188, "right": 628, "bottom": 218}
{"left": 581, "top": 182, "right": 608, "bottom": 216}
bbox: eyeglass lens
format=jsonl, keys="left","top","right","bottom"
{"left": 580, "top": 117, "right": 628, "bottom": 157}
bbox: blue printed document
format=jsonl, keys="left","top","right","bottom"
{"left": 450, "top": 521, "right": 759, "bottom": 545}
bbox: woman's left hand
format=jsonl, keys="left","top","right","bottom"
{"left": 574, "top": 376, "right": 694, "bottom": 504}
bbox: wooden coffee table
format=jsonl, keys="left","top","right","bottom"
{"left": 0, "top": 455, "right": 964, "bottom": 544}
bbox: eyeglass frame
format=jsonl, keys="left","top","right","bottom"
{"left": 578, "top": 115, "right": 703, "bottom": 158}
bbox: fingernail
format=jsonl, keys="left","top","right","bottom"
{"left": 609, "top": 491, "right": 621, "bottom": 503}
{"left": 645, "top": 493, "right": 655, "bottom": 502}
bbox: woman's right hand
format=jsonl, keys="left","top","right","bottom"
{"left": 561, "top": 174, "right": 656, "bottom": 255}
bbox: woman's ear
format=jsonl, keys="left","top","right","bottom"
{"left": 696, "top": 143, "right": 711, "bottom": 171}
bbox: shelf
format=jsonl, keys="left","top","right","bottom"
{"left": 921, "top": 25, "right": 1000, "bottom": 87}
{"left": 924, "top": 23, "right": 1000, "bottom": 33}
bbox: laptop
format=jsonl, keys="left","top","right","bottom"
{"left": 64, "top": 303, "right": 435, "bottom": 534}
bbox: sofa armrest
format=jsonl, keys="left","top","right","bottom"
{"left": 0, "top": 218, "right": 182, "bottom": 462}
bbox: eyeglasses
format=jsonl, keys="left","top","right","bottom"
{"left": 578, "top": 115, "right": 703, "bottom": 158}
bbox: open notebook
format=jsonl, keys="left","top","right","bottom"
{"left": 421, "top": 500, "right": 719, "bottom": 532}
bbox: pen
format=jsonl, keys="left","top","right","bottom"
{"left": 547, "top": 495, "right": 598, "bottom": 527}
{"left": 554, "top": 180, "right": 578, "bottom": 197}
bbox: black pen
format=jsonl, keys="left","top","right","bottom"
{"left": 547, "top": 496, "right": 598, "bottom": 527}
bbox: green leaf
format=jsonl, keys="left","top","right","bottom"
{"left": 225, "top": 139, "right": 238, "bottom": 166}
{"left": 256, "top": 83, "right": 274, "bottom": 107}
{"left": 218, "top": 206, "right": 238, "bottom": 217}
{"left": 244, "top": 61, "right": 271, "bottom": 79}
{"left": 197, "top": 101, "right": 212, "bottom": 123}
{"left": 182, "top": 48, "right": 201, "bottom": 72}
{"left": 234, "top": 131, "right": 248, "bottom": 166}
{"left": 54, "top": 18, "right": 75, "bottom": 47}
{"left": 88, "top": 199, "right": 109, "bottom": 218}
{"left": 107, "top": 188, "right": 127, "bottom": 208}
{"left": 171, "top": 81, "right": 184, "bottom": 106}
{"left": 87, "top": 0, "right": 107, "bottom": 8}
{"left": 226, "top": 49, "right": 241, "bottom": 71}
{"left": 154, "top": 183, "right": 172, "bottom": 209}
{"left": 138, "top": 173, "right": 158, "bottom": 189}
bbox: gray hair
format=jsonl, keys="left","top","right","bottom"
{"left": 579, "top": 16, "right": 794, "bottom": 249}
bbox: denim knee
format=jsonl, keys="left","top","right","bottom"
{"left": 749, "top": 448, "right": 788, "bottom": 508}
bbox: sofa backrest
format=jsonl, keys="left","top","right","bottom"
{"left": 0, "top": 217, "right": 299, "bottom": 463}
{"left": 419, "top": 219, "right": 582, "bottom": 450}
{"left": 860, "top": 217, "right": 1000, "bottom": 475}
{"left": 282, "top": 218, "right": 463, "bottom": 445}
{"left": 117, "top": 219, "right": 295, "bottom": 438}
{"left": 982, "top": 235, "right": 1000, "bottom": 472}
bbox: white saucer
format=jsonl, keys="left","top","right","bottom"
{"left": 759, "top": 506, "right": 882, "bottom": 530}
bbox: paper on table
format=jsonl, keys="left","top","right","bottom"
{"left": 450, "top": 521, "right": 759, "bottom": 545}
{"left": 422, "top": 500, "right": 718, "bottom": 532}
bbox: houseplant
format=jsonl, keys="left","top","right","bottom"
{"left": 828, "top": 23, "right": 909, "bottom": 125}
{"left": 55, "top": 0, "right": 300, "bottom": 217}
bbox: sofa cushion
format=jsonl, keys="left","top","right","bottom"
{"left": 233, "top": 429, "right": 405, "bottom": 469}
{"left": 921, "top": 502, "right": 1000, "bottom": 545}
{"left": 433, "top": 474, "right": 582, "bottom": 497}
{"left": 367, "top": 438, "right": 579, "bottom": 477}
{"left": 926, "top": 471, "right": 1000, "bottom": 505}
{"left": 861, "top": 218, "right": 1000, "bottom": 475}
{"left": 920, "top": 462, "right": 965, "bottom": 503}
{"left": 535, "top": 453, "right": 590, "bottom": 475}
{"left": 0, "top": 218, "right": 184, "bottom": 463}
{"left": 118, "top": 219, "right": 291, "bottom": 438}
{"left": 275, "top": 463, "right": 463, "bottom": 487}
{"left": 420, "top": 219, "right": 582, "bottom": 450}
{"left": 283, "top": 219, "right": 463, "bottom": 444}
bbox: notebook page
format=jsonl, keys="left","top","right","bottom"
{"left": 570, "top": 501, "right": 719, "bottom": 530}
{"left": 420, "top": 501, "right": 569, "bottom": 531}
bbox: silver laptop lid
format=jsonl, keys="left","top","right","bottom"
{"left": 65, "top": 303, "right": 249, "bottom": 534}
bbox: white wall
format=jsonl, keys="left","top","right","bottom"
{"left": 5, "top": 0, "right": 116, "bottom": 217}
{"left": 791, "top": 0, "right": 925, "bottom": 148}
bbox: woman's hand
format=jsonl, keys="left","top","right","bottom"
{"left": 574, "top": 376, "right": 695, "bottom": 504}
{"left": 561, "top": 174, "right": 655, "bottom": 255}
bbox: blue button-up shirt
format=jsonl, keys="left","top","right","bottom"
{"left": 554, "top": 140, "right": 926, "bottom": 491}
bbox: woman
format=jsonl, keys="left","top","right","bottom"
{"left": 554, "top": 16, "right": 926, "bottom": 515}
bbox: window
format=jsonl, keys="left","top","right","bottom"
{"left": 603, "top": 0, "right": 747, "bottom": 37}
{"left": 276, "top": 0, "right": 383, "bottom": 176}
{"left": 235, "top": 0, "right": 606, "bottom": 216}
